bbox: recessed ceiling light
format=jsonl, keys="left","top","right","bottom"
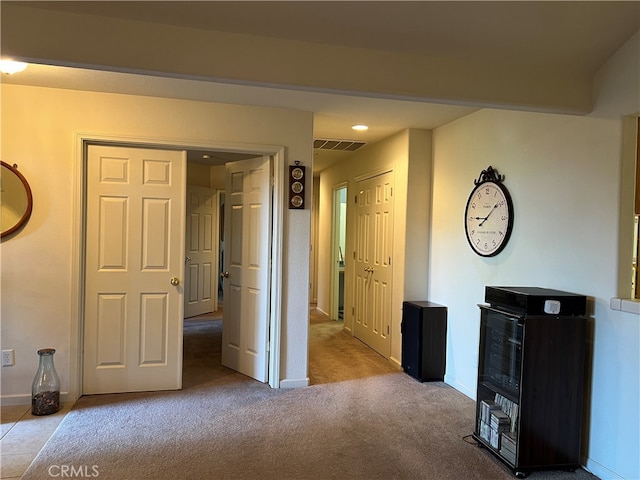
{"left": 0, "top": 60, "right": 28, "bottom": 75}
{"left": 352, "top": 124, "right": 369, "bottom": 131}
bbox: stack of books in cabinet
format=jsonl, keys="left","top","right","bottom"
{"left": 500, "top": 432, "right": 517, "bottom": 465}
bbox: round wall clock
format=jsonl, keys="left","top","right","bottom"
{"left": 291, "top": 195, "right": 303, "bottom": 208}
{"left": 464, "top": 166, "right": 514, "bottom": 257}
{"left": 1, "top": 161, "right": 33, "bottom": 239}
{"left": 291, "top": 181, "right": 303, "bottom": 194}
{"left": 291, "top": 167, "right": 304, "bottom": 180}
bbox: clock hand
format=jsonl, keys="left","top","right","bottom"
{"left": 478, "top": 203, "right": 499, "bottom": 226}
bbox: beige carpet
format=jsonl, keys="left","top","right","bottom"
{"left": 308, "top": 308, "right": 399, "bottom": 384}
{"left": 22, "top": 309, "right": 598, "bottom": 480}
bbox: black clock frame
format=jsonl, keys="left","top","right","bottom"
{"left": 464, "top": 166, "right": 514, "bottom": 257}
{"left": 288, "top": 163, "right": 306, "bottom": 209}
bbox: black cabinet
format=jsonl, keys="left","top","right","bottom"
{"left": 473, "top": 305, "right": 587, "bottom": 478}
{"left": 401, "top": 301, "right": 447, "bottom": 382}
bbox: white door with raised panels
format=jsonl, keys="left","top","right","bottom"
{"left": 221, "top": 156, "right": 271, "bottom": 382}
{"left": 83, "top": 145, "right": 186, "bottom": 394}
{"left": 184, "top": 186, "right": 217, "bottom": 318}
{"left": 353, "top": 171, "right": 394, "bottom": 358}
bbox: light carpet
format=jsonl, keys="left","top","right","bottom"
{"left": 22, "top": 310, "right": 598, "bottom": 480}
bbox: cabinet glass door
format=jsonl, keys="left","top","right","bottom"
{"left": 479, "top": 308, "right": 523, "bottom": 400}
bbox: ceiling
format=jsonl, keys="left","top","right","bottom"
{"left": 2, "top": 62, "right": 479, "bottom": 170}
{"left": 14, "top": 1, "right": 639, "bottom": 72}
{"left": 2, "top": 1, "right": 638, "bottom": 172}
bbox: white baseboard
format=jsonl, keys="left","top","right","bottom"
{"left": 389, "top": 356, "right": 402, "bottom": 370}
{"left": 279, "top": 378, "right": 309, "bottom": 389}
{"left": 584, "top": 457, "right": 625, "bottom": 480}
{"left": 444, "top": 375, "right": 475, "bottom": 400}
{"left": 1, "top": 392, "right": 70, "bottom": 406}
{"left": 0, "top": 394, "right": 31, "bottom": 406}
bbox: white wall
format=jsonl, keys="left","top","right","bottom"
{"left": 0, "top": 85, "right": 313, "bottom": 401}
{"left": 430, "top": 32, "right": 639, "bottom": 480}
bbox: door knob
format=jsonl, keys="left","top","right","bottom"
{"left": 220, "top": 271, "right": 230, "bottom": 278}
{"left": 185, "top": 256, "right": 192, "bottom": 263}
{"left": 170, "top": 277, "right": 180, "bottom": 286}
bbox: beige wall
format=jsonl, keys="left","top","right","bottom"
{"left": 187, "top": 162, "right": 210, "bottom": 188}
{"left": 186, "top": 163, "right": 225, "bottom": 190}
{"left": 404, "top": 130, "right": 433, "bottom": 301}
{"left": 317, "top": 128, "right": 432, "bottom": 366}
{"left": 0, "top": 85, "right": 313, "bottom": 401}
{"left": 210, "top": 165, "right": 226, "bottom": 190}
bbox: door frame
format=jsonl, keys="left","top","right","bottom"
{"left": 69, "top": 132, "right": 285, "bottom": 400}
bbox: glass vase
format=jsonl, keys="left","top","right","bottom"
{"left": 31, "top": 348, "right": 61, "bottom": 415}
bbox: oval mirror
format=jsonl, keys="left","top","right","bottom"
{"left": 1, "top": 161, "right": 33, "bottom": 239}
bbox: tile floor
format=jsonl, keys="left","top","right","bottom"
{"left": 1, "top": 403, "right": 72, "bottom": 479}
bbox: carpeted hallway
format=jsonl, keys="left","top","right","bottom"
{"left": 21, "top": 308, "right": 599, "bottom": 480}
{"left": 308, "top": 307, "right": 399, "bottom": 384}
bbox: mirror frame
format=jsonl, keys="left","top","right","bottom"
{"left": 1, "top": 160, "right": 33, "bottom": 239}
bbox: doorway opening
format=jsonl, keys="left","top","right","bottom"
{"left": 182, "top": 153, "right": 271, "bottom": 386}
{"left": 77, "top": 135, "right": 285, "bottom": 399}
{"left": 182, "top": 163, "right": 227, "bottom": 387}
{"left": 331, "top": 184, "right": 348, "bottom": 321}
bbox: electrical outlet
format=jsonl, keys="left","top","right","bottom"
{"left": 1, "top": 349, "right": 15, "bottom": 367}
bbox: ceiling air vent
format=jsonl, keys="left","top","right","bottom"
{"left": 313, "top": 139, "right": 366, "bottom": 151}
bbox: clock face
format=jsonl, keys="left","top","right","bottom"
{"left": 464, "top": 181, "right": 513, "bottom": 257}
{"left": 291, "top": 181, "right": 303, "bottom": 194}
{"left": 291, "top": 195, "right": 303, "bottom": 208}
{"left": 291, "top": 167, "right": 304, "bottom": 180}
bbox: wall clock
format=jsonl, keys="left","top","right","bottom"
{"left": 288, "top": 162, "right": 306, "bottom": 209}
{"left": 464, "top": 166, "right": 514, "bottom": 257}
{"left": 1, "top": 161, "right": 33, "bottom": 239}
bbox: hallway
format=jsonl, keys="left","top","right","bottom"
{"left": 308, "top": 307, "right": 398, "bottom": 385}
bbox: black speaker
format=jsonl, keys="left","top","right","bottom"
{"left": 401, "top": 301, "right": 447, "bottom": 382}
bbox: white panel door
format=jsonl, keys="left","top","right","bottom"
{"left": 221, "top": 156, "right": 271, "bottom": 382}
{"left": 185, "top": 186, "right": 216, "bottom": 318}
{"left": 354, "top": 171, "right": 394, "bottom": 358}
{"left": 83, "top": 145, "right": 186, "bottom": 394}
